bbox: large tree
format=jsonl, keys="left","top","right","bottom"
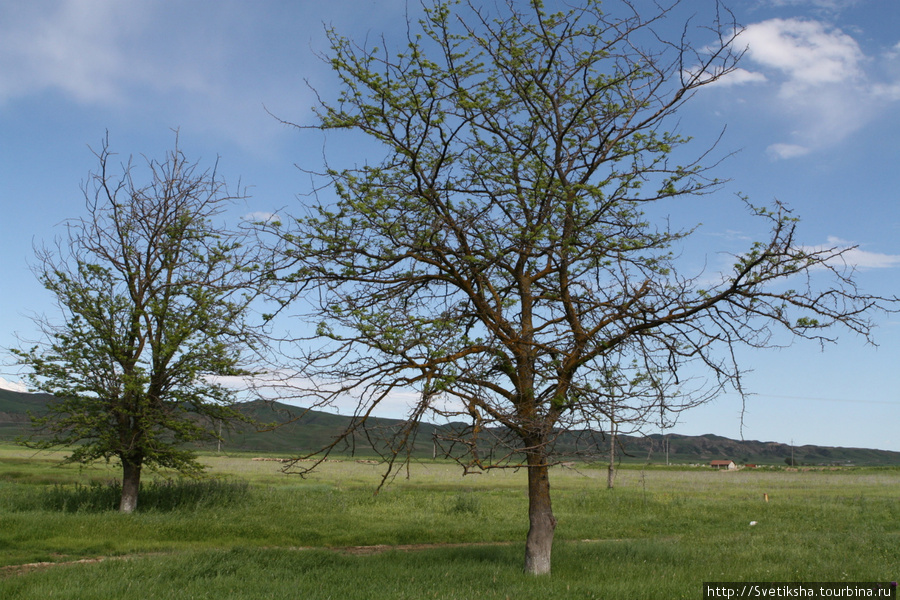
{"left": 269, "top": 1, "right": 894, "bottom": 574}
{"left": 14, "top": 135, "right": 268, "bottom": 513}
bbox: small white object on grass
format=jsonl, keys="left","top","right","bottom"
{"left": 749, "top": 521, "right": 758, "bottom": 526}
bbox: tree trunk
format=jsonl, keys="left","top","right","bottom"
{"left": 523, "top": 452, "right": 556, "bottom": 575}
{"left": 608, "top": 423, "right": 616, "bottom": 489}
{"left": 119, "top": 457, "right": 142, "bottom": 513}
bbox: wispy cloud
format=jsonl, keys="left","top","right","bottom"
{"left": 767, "top": 143, "right": 811, "bottom": 159}
{"left": 704, "top": 68, "right": 769, "bottom": 87}
{"left": 0, "top": 1, "right": 424, "bottom": 155}
{"left": 715, "top": 18, "right": 900, "bottom": 158}
{"left": 0, "top": 1, "right": 207, "bottom": 105}
{"left": 0, "top": 1, "right": 308, "bottom": 153}
{"left": 761, "top": 0, "right": 863, "bottom": 12}
{"left": 242, "top": 211, "right": 282, "bottom": 225}
{"left": 804, "top": 237, "right": 900, "bottom": 270}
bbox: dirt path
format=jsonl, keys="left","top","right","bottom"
{"left": 2, "top": 556, "right": 129, "bottom": 579}
{"left": 1, "top": 539, "right": 613, "bottom": 578}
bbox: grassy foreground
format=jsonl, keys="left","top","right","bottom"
{"left": 1, "top": 445, "right": 898, "bottom": 599}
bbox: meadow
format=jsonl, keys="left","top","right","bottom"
{"left": 1, "top": 444, "right": 898, "bottom": 599}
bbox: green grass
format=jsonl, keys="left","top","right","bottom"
{"left": 1, "top": 444, "right": 898, "bottom": 598}
{"left": 6, "top": 478, "right": 251, "bottom": 513}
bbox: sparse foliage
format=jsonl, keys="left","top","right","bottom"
{"left": 14, "top": 134, "right": 269, "bottom": 513}
{"left": 268, "top": 0, "right": 895, "bottom": 574}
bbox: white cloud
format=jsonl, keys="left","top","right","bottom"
{"left": 839, "top": 248, "right": 900, "bottom": 269}
{"left": 0, "top": 1, "right": 305, "bottom": 153}
{"left": 762, "top": 0, "right": 863, "bottom": 12}
{"left": 0, "top": 1, "right": 157, "bottom": 105}
{"left": 0, "top": 0, "right": 428, "bottom": 155}
{"left": 767, "top": 143, "right": 811, "bottom": 159}
{"left": 0, "top": 377, "right": 28, "bottom": 393}
{"left": 886, "top": 41, "right": 900, "bottom": 59}
{"left": 741, "top": 19, "right": 863, "bottom": 90}
{"left": 709, "top": 68, "right": 769, "bottom": 87}
{"left": 720, "top": 18, "right": 900, "bottom": 159}
{"left": 804, "top": 237, "right": 900, "bottom": 270}
{"left": 873, "top": 82, "right": 900, "bottom": 102}
{"left": 242, "top": 211, "right": 282, "bottom": 224}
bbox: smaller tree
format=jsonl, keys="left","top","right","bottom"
{"left": 14, "top": 134, "right": 269, "bottom": 512}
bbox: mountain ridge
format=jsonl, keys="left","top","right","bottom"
{"left": 2, "top": 388, "right": 898, "bottom": 466}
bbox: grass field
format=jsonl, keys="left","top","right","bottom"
{"left": 1, "top": 444, "right": 898, "bottom": 599}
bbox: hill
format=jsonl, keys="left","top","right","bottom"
{"left": 2, "top": 389, "right": 899, "bottom": 466}
{"left": 0, "top": 387, "right": 53, "bottom": 413}
{"left": 606, "top": 432, "right": 900, "bottom": 467}
{"left": 0, "top": 388, "right": 52, "bottom": 440}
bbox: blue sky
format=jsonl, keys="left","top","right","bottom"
{"left": 1, "top": 0, "right": 899, "bottom": 452}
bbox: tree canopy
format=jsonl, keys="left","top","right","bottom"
{"left": 14, "top": 135, "right": 269, "bottom": 512}
{"left": 267, "top": 0, "right": 895, "bottom": 574}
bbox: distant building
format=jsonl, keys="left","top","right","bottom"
{"left": 710, "top": 460, "right": 736, "bottom": 470}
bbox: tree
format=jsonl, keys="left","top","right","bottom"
{"left": 14, "top": 134, "right": 268, "bottom": 513}
{"left": 268, "top": 1, "right": 894, "bottom": 574}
